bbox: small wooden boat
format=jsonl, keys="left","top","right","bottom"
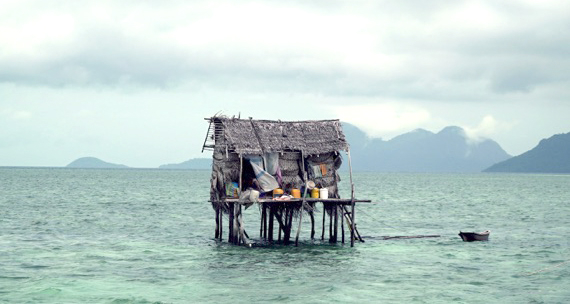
{"left": 459, "top": 230, "right": 490, "bottom": 242}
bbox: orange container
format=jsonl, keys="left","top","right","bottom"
{"left": 291, "top": 189, "right": 301, "bottom": 198}
{"left": 273, "top": 188, "right": 284, "bottom": 198}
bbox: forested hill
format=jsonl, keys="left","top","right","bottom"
{"left": 343, "top": 123, "right": 511, "bottom": 172}
{"left": 66, "top": 157, "right": 129, "bottom": 169}
{"left": 484, "top": 132, "right": 570, "bottom": 173}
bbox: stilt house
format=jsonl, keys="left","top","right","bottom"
{"left": 202, "top": 116, "right": 370, "bottom": 247}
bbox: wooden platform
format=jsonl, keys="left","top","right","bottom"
{"left": 214, "top": 198, "right": 373, "bottom": 205}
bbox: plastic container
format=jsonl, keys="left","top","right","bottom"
{"left": 273, "top": 188, "right": 284, "bottom": 198}
{"left": 319, "top": 188, "right": 329, "bottom": 199}
{"left": 249, "top": 190, "right": 260, "bottom": 202}
{"left": 311, "top": 188, "right": 320, "bottom": 198}
{"left": 291, "top": 188, "right": 301, "bottom": 198}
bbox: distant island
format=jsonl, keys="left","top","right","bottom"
{"left": 158, "top": 158, "right": 211, "bottom": 169}
{"left": 65, "top": 128, "right": 569, "bottom": 173}
{"left": 66, "top": 157, "right": 129, "bottom": 169}
{"left": 484, "top": 132, "right": 570, "bottom": 173}
{"left": 343, "top": 123, "right": 511, "bottom": 172}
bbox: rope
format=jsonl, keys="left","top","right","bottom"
{"left": 520, "top": 260, "right": 570, "bottom": 276}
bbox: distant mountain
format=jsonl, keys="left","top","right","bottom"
{"left": 159, "top": 158, "right": 211, "bottom": 169}
{"left": 484, "top": 132, "right": 570, "bottom": 173}
{"left": 67, "top": 157, "right": 129, "bottom": 169}
{"left": 343, "top": 123, "right": 511, "bottom": 172}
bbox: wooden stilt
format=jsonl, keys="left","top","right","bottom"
{"left": 215, "top": 207, "right": 220, "bottom": 239}
{"left": 347, "top": 149, "right": 356, "bottom": 247}
{"left": 341, "top": 205, "right": 345, "bottom": 243}
{"left": 268, "top": 206, "right": 274, "bottom": 242}
{"left": 274, "top": 209, "right": 287, "bottom": 242}
{"left": 333, "top": 205, "right": 338, "bottom": 243}
{"left": 321, "top": 203, "right": 326, "bottom": 240}
{"left": 228, "top": 202, "right": 234, "bottom": 242}
{"left": 278, "top": 212, "right": 282, "bottom": 242}
{"left": 263, "top": 204, "right": 267, "bottom": 239}
{"left": 283, "top": 207, "right": 291, "bottom": 245}
{"left": 237, "top": 205, "right": 251, "bottom": 247}
{"left": 260, "top": 204, "right": 264, "bottom": 238}
{"left": 329, "top": 205, "right": 333, "bottom": 243}
{"left": 295, "top": 151, "right": 309, "bottom": 246}
{"left": 218, "top": 206, "right": 223, "bottom": 241}
{"left": 309, "top": 207, "right": 315, "bottom": 240}
{"left": 237, "top": 153, "right": 243, "bottom": 245}
{"left": 233, "top": 203, "right": 239, "bottom": 244}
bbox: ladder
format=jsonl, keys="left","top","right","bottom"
{"left": 202, "top": 120, "right": 216, "bottom": 152}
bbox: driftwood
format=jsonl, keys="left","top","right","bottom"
{"left": 381, "top": 235, "right": 440, "bottom": 240}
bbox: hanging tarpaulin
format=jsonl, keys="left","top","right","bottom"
{"left": 250, "top": 161, "right": 279, "bottom": 192}
{"left": 263, "top": 152, "right": 279, "bottom": 175}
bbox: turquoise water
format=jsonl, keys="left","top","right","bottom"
{"left": 1, "top": 168, "right": 569, "bottom": 303}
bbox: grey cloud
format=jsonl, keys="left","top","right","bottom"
{"left": 0, "top": 0, "right": 569, "bottom": 102}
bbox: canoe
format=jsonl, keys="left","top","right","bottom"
{"left": 459, "top": 230, "right": 490, "bottom": 242}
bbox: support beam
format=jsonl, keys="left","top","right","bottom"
{"left": 295, "top": 151, "right": 309, "bottom": 247}
{"left": 321, "top": 204, "right": 326, "bottom": 241}
{"left": 341, "top": 205, "right": 345, "bottom": 244}
{"left": 268, "top": 206, "right": 274, "bottom": 242}
{"left": 215, "top": 208, "right": 220, "bottom": 239}
{"left": 309, "top": 207, "right": 315, "bottom": 240}
{"left": 218, "top": 206, "right": 223, "bottom": 241}
{"left": 347, "top": 149, "right": 356, "bottom": 247}
{"left": 228, "top": 202, "right": 234, "bottom": 242}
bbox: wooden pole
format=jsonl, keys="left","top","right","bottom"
{"left": 234, "top": 153, "right": 243, "bottom": 245}
{"left": 347, "top": 149, "right": 356, "bottom": 247}
{"left": 233, "top": 203, "right": 239, "bottom": 244}
{"left": 333, "top": 204, "right": 338, "bottom": 243}
{"left": 219, "top": 206, "right": 223, "bottom": 241}
{"left": 321, "top": 203, "right": 326, "bottom": 240}
{"left": 260, "top": 204, "right": 264, "bottom": 238}
{"left": 274, "top": 209, "right": 288, "bottom": 242}
{"left": 268, "top": 206, "right": 274, "bottom": 242}
{"left": 215, "top": 207, "right": 220, "bottom": 239}
{"left": 309, "top": 206, "right": 315, "bottom": 240}
{"left": 283, "top": 207, "right": 291, "bottom": 245}
{"left": 228, "top": 202, "right": 234, "bottom": 242}
{"left": 237, "top": 205, "right": 251, "bottom": 247}
{"left": 278, "top": 210, "right": 282, "bottom": 242}
{"left": 295, "top": 151, "right": 308, "bottom": 246}
{"left": 262, "top": 204, "right": 267, "bottom": 239}
{"left": 239, "top": 153, "right": 243, "bottom": 196}
{"left": 341, "top": 205, "right": 345, "bottom": 243}
{"left": 328, "top": 204, "right": 333, "bottom": 243}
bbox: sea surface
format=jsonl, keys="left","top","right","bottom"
{"left": 1, "top": 168, "right": 569, "bottom": 303}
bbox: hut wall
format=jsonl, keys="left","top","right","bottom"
{"left": 278, "top": 152, "right": 303, "bottom": 191}
{"left": 208, "top": 117, "right": 346, "bottom": 211}
{"left": 306, "top": 152, "right": 342, "bottom": 198}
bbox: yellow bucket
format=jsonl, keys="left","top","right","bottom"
{"left": 311, "top": 188, "right": 320, "bottom": 198}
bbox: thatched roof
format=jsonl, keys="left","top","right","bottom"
{"left": 212, "top": 117, "right": 348, "bottom": 155}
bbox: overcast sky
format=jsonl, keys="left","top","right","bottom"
{"left": 1, "top": 0, "right": 569, "bottom": 167}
